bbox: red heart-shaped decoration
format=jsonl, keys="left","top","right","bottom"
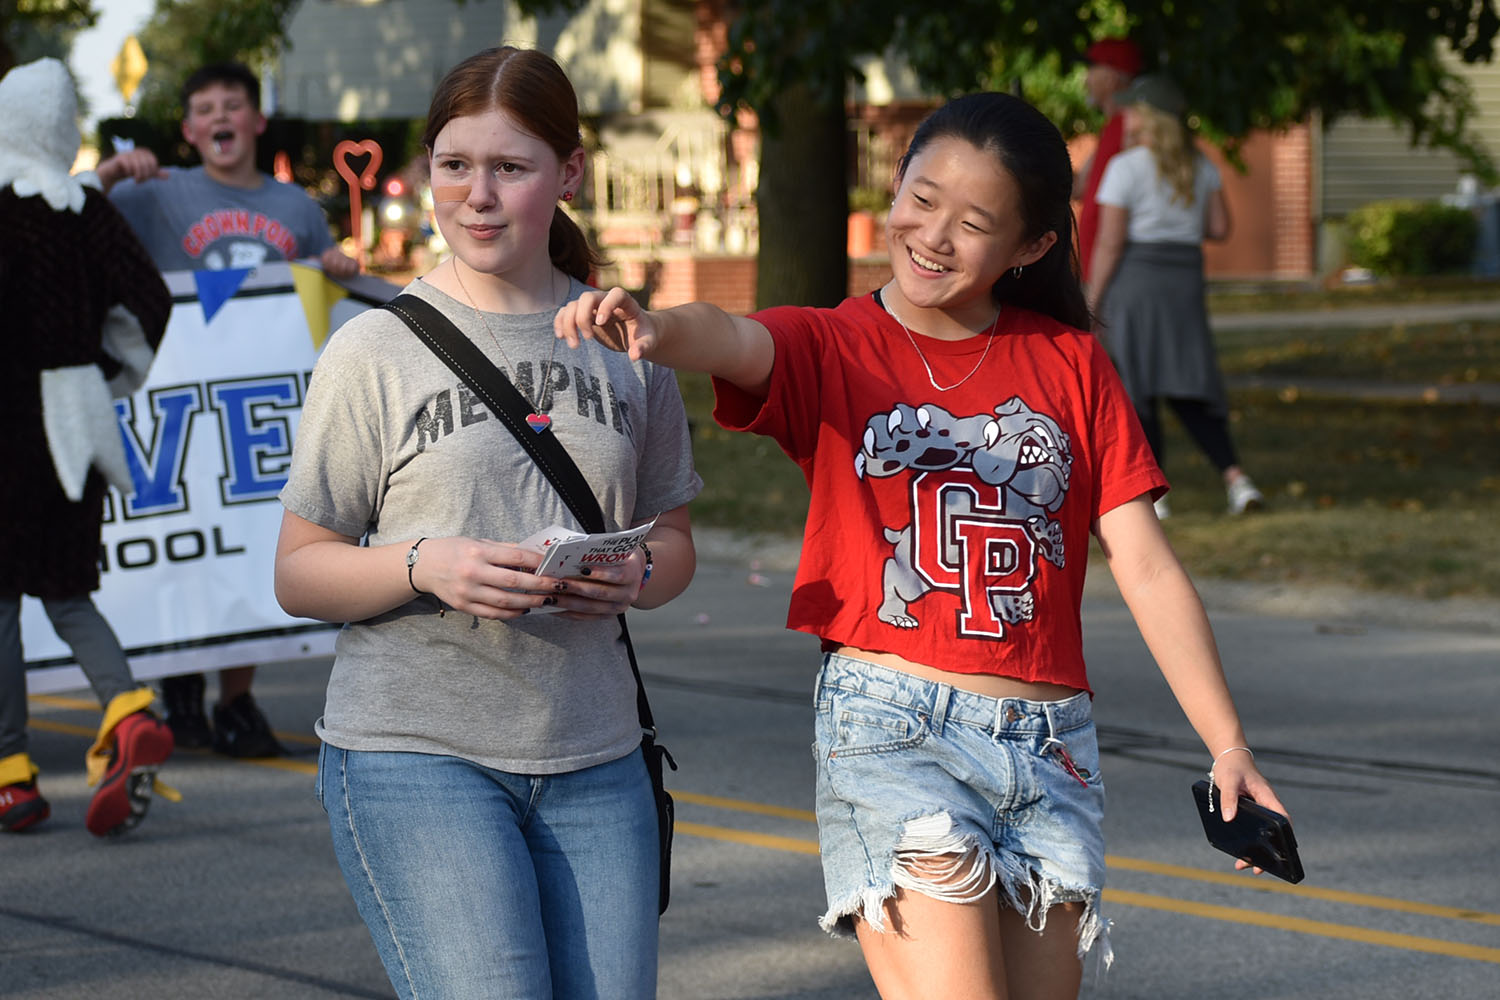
{"left": 525, "top": 413, "right": 552, "bottom": 433}
{"left": 333, "top": 139, "right": 383, "bottom": 191}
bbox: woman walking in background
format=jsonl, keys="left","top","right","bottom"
{"left": 1088, "top": 74, "right": 1263, "bottom": 518}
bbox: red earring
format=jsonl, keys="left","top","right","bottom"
{"left": 561, "top": 191, "right": 574, "bottom": 202}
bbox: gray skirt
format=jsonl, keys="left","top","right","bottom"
{"left": 1099, "top": 242, "right": 1228, "bottom": 416}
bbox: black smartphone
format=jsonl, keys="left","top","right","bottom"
{"left": 1191, "top": 779, "right": 1305, "bottom": 884}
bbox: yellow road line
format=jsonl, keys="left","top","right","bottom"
{"left": 676, "top": 820, "right": 819, "bottom": 855}
{"left": 1105, "top": 889, "right": 1500, "bottom": 965}
{"left": 30, "top": 719, "right": 96, "bottom": 738}
{"left": 1105, "top": 855, "right": 1500, "bottom": 927}
{"left": 673, "top": 789, "right": 1500, "bottom": 928}
{"left": 674, "top": 822, "right": 1500, "bottom": 964}
{"left": 675, "top": 790, "right": 817, "bottom": 822}
{"left": 30, "top": 693, "right": 319, "bottom": 749}
{"left": 27, "top": 707, "right": 1500, "bottom": 946}
{"left": 30, "top": 694, "right": 99, "bottom": 711}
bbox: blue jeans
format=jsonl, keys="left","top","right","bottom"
{"left": 317, "top": 744, "right": 660, "bottom": 1000}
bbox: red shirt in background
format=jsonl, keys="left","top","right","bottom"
{"left": 1077, "top": 111, "right": 1126, "bottom": 283}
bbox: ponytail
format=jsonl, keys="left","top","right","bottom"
{"left": 549, "top": 206, "right": 606, "bottom": 283}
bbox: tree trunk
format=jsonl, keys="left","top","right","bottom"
{"left": 754, "top": 79, "right": 849, "bottom": 309}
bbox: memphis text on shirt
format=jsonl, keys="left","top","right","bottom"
{"left": 413, "top": 360, "right": 635, "bottom": 451}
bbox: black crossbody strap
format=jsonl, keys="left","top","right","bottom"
{"left": 381, "top": 293, "right": 657, "bottom": 732}
{"left": 384, "top": 295, "right": 602, "bottom": 530}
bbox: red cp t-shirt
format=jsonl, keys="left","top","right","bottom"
{"left": 713, "top": 293, "right": 1164, "bottom": 693}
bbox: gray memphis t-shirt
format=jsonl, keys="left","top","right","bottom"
{"left": 109, "top": 167, "right": 335, "bottom": 271}
{"left": 280, "top": 277, "right": 702, "bottom": 773}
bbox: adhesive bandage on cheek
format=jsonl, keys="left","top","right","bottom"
{"left": 432, "top": 184, "right": 471, "bottom": 203}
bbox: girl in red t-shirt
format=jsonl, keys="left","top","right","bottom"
{"left": 558, "top": 92, "right": 1287, "bottom": 999}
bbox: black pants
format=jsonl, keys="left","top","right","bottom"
{"left": 1137, "top": 397, "right": 1238, "bottom": 474}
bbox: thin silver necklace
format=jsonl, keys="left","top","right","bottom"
{"left": 453, "top": 263, "right": 563, "bottom": 432}
{"left": 883, "top": 295, "right": 1002, "bottom": 392}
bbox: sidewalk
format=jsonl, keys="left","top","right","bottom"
{"left": 1222, "top": 372, "right": 1500, "bottom": 405}
{"left": 1209, "top": 296, "right": 1500, "bottom": 331}
{"left": 691, "top": 528, "right": 1500, "bottom": 635}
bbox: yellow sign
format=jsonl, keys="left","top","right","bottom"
{"left": 110, "top": 35, "right": 147, "bottom": 105}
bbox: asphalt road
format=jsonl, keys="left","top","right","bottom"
{"left": 8, "top": 555, "right": 1499, "bottom": 999}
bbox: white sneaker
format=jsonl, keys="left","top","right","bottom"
{"left": 1226, "top": 475, "right": 1264, "bottom": 514}
{"left": 1153, "top": 495, "right": 1171, "bottom": 520}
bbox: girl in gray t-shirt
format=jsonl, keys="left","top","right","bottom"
{"left": 275, "top": 47, "right": 700, "bottom": 1000}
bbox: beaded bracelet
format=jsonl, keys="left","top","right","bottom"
{"left": 640, "top": 540, "right": 654, "bottom": 584}
{"left": 1206, "top": 745, "right": 1253, "bottom": 814}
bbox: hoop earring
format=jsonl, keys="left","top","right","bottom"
{"left": 1011, "top": 265, "right": 1024, "bottom": 279}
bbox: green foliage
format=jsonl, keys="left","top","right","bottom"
{"left": 717, "top": 1, "right": 1500, "bottom": 173}
{"left": 129, "top": 0, "right": 301, "bottom": 126}
{"left": 847, "top": 185, "right": 890, "bottom": 216}
{"left": 0, "top": 0, "right": 96, "bottom": 75}
{"left": 1345, "top": 200, "right": 1479, "bottom": 277}
{"left": 716, "top": 0, "right": 1500, "bottom": 307}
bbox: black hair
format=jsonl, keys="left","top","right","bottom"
{"left": 181, "top": 62, "right": 261, "bottom": 113}
{"left": 898, "top": 93, "right": 1090, "bottom": 330}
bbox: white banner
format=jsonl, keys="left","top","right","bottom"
{"left": 23, "top": 263, "right": 399, "bottom": 695}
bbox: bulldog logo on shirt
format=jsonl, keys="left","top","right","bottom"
{"left": 854, "top": 397, "right": 1072, "bottom": 639}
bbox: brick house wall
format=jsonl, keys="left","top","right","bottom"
{"left": 1069, "top": 124, "right": 1315, "bottom": 282}
{"left": 633, "top": 254, "right": 891, "bottom": 313}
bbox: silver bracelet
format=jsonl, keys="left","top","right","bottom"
{"left": 1206, "top": 746, "right": 1253, "bottom": 813}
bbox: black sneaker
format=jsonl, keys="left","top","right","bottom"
{"left": 160, "top": 673, "right": 213, "bottom": 750}
{"left": 211, "top": 693, "right": 285, "bottom": 758}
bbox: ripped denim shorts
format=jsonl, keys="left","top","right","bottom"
{"left": 813, "top": 652, "right": 1111, "bottom": 965}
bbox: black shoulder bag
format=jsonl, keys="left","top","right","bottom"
{"left": 381, "top": 292, "right": 676, "bottom": 915}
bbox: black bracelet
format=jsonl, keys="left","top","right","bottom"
{"left": 639, "top": 540, "right": 653, "bottom": 584}
{"left": 406, "top": 537, "right": 427, "bottom": 594}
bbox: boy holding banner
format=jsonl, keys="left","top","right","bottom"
{"left": 97, "top": 61, "right": 358, "bottom": 758}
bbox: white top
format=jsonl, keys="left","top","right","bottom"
{"left": 1095, "top": 145, "right": 1221, "bottom": 244}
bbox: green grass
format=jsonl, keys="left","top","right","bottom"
{"left": 678, "top": 313, "right": 1500, "bottom": 602}
{"left": 1152, "top": 390, "right": 1500, "bottom": 600}
{"left": 678, "top": 372, "right": 811, "bottom": 535}
{"left": 1214, "top": 320, "right": 1500, "bottom": 383}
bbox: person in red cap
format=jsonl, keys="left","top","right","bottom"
{"left": 1073, "top": 37, "right": 1143, "bottom": 283}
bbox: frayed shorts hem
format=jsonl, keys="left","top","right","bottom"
{"left": 812, "top": 653, "right": 1113, "bottom": 968}
{"left": 817, "top": 859, "right": 1113, "bottom": 969}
